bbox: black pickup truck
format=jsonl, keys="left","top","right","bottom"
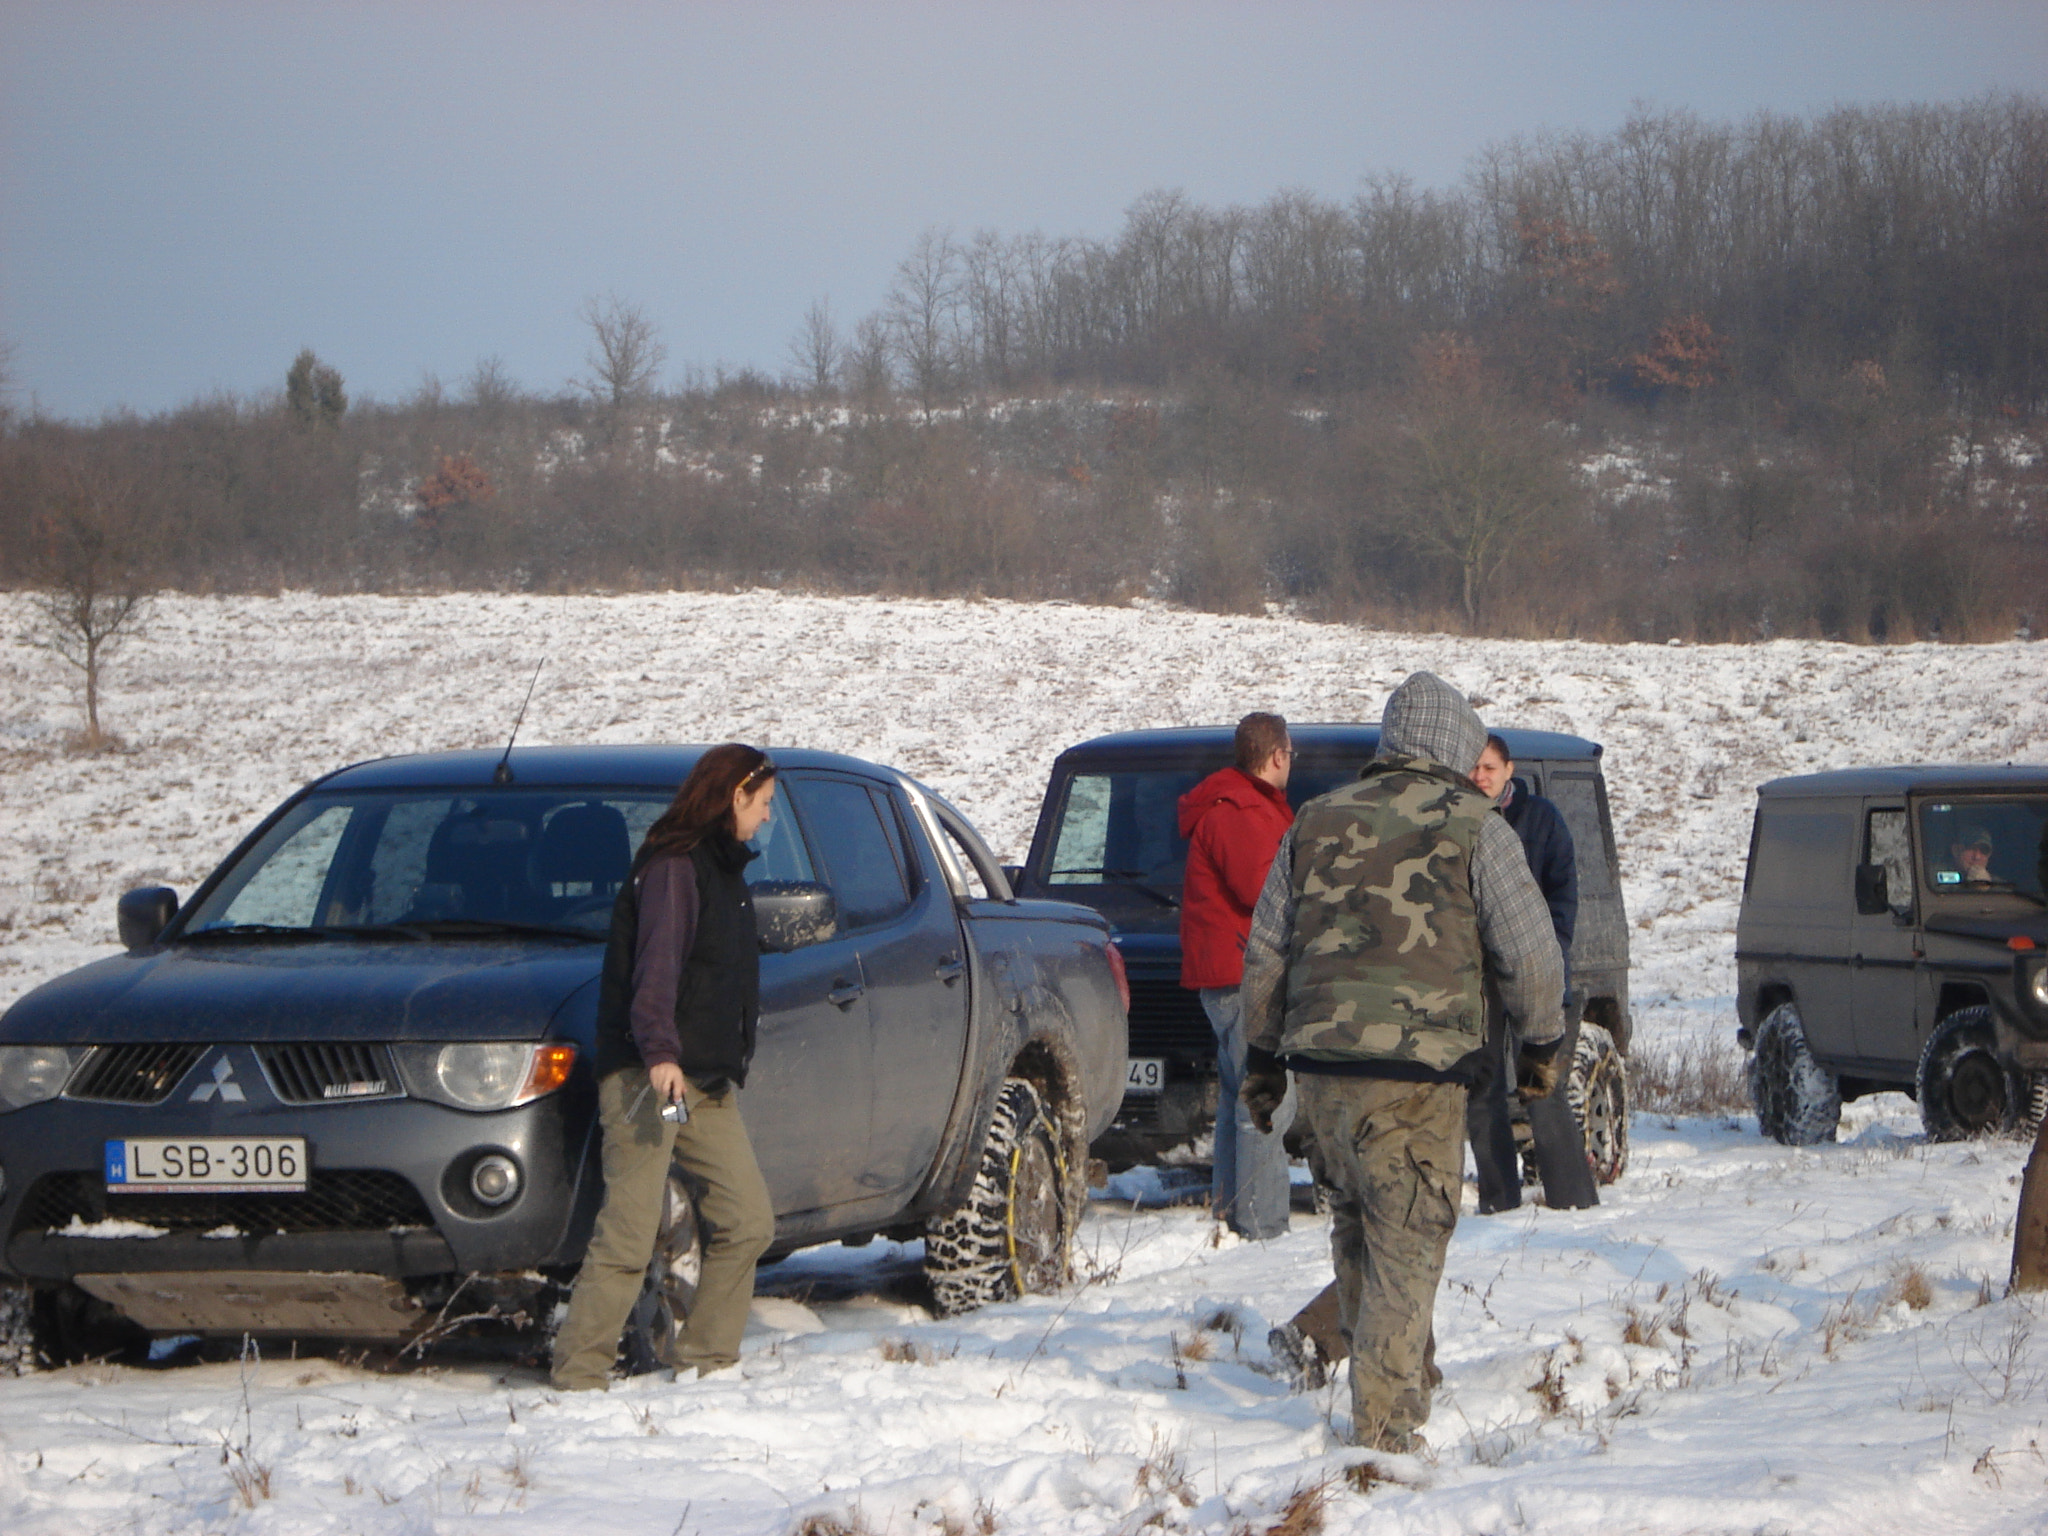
{"left": 0, "top": 745, "right": 1128, "bottom": 1363}
{"left": 1012, "top": 724, "right": 1633, "bottom": 1181}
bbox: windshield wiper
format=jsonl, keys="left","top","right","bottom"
{"left": 179, "top": 923, "right": 331, "bottom": 942}
{"left": 383, "top": 918, "right": 598, "bottom": 942}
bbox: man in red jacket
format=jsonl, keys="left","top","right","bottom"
{"left": 1179, "top": 711, "right": 1295, "bottom": 1238}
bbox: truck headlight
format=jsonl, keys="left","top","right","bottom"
{"left": 2031, "top": 961, "right": 2048, "bottom": 1012}
{"left": 396, "top": 1043, "right": 577, "bottom": 1111}
{"left": 0, "top": 1046, "right": 76, "bottom": 1112}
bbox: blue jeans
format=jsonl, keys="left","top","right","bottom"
{"left": 1202, "top": 986, "right": 1294, "bottom": 1240}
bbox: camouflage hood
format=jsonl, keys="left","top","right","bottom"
{"left": 1378, "top": 671, "right": 1485, "bottom": 780}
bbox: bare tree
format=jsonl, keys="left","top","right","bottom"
{"left": 21, "top": 457, "right": 154, "bottom": 750}
{"left": 843, "top": 314, "right": 895, "bottom": 405}
{"left": 786, "top": 298, "right": 842, "bottom": 398}
{"left": 1390, "top": 338, "right": 1575, "bottom": 630}
{"left": 887, "top": 227, "right": 962, "bottom": 418}
{"left": 580, "top": 293, "right": 668, "bottom": 410}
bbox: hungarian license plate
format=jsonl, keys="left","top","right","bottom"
{"left": 1124, "top": 1057, "right": 1164, "bottom": 1094}
{"left": 105, "top": 1137, "right": 307, "bottom": 1193}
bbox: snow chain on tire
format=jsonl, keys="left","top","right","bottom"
{"left": 1747, "top": 1001, "right": 1841, "bottom": 1146}
{"left": 620, "top": 1164, "right": 704, "bottom": 1376}
{"left": 925, "top": 1078, "right": 1071, "bottom": 1317}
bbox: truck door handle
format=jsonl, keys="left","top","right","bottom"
{"left": 827, "top": 980, "right": 864, "bottom": 1009}
{"left": 934, "top": 955, "right": 965, "bottom": 984}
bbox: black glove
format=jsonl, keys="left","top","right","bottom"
{"left": 1514, "top": 1036, "right": 1565, "bottom": 1103}
{"left": 1242, "top": 1046, "right": 1289, "bottom": 1134}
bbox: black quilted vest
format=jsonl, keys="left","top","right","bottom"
{"left": 592, "top": 831, "right": 761, "bottom": 1088}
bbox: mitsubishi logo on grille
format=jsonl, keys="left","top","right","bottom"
{"left": 189, "top": 1053, "right": 247, "bottom": 1103}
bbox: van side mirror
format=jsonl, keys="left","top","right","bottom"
{"left": 118, "top": 886, "right": 179, "bottom": 951}
{"left": 1000, "top": 865, "right": 1025, "bottom": 892}
{"left": 754, "top": 881, "right": 839, "bottom": 953}
{"left": 1853, "top": 863, "right": 1890, "bottom": 916}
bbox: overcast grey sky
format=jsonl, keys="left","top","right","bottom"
{"left": 3, "top": 1, "right": 2043, "bottom": 420}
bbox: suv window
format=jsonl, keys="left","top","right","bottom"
{"left": 1747, "top": 809, "right": 1854, "bottom": 905}
{"left": 1917, "top": 796, "right": 2048, "bottom": 899}
{"left": 1546, "top": 772, "right": 1615, "bottom": 895}
{"left": 1047, "top": 770, "right": 1200, "bottom": 886}
{"left": 1865, "top": 807, "right": 1912, "bottom": 914}
{"left": 794, "top": 778, "right": 915, "bottom": 928}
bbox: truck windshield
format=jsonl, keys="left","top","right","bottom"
{"left": 181, "top": 786, "right": 813, "bottom": 938}
{"left": 1917, "top": 796, "right": 2048, "bottom": 901}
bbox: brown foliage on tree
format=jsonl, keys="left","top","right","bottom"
{"left": 416, "top": 453, "right": 495, "bottom": 520}
{"left": 1625, "top": 315, "right": 1726, "bottom": 394}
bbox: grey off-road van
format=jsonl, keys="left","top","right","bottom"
{"left": 1735, "top": 766, "right": 2048, "bottom": 1144}
{"left": 1014, "top": 724, "right": 1634, "bottom": 1181}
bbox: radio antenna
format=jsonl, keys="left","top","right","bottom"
{"left": 492, "top": 659, "right": 547, "bottom": 785}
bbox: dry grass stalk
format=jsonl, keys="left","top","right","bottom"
{"left": 1631, "top": 1033, "right": 1750, "bottom": 1117}
{"left": 1265, "top": 1478, "right": 1330, "bottom": 1534}
{"left": 1891, "top": 1263, "right": 1934, "bottom": 1311}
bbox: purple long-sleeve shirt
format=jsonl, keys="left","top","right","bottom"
{"left": 628, "top": 852, "right": 699, "bottom": 1071}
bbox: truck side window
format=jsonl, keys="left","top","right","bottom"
{"left": 1864, "top": 808, "right": 1911, "bottom": 915}
{"left": 797, "top": 778, "right": 914, "bottom": 929}
{"left": 745, "top": 786, "right": 817, "bottom": 886}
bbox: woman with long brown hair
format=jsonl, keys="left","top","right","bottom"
{"left": 551, "top": 744, "right": 779, "bottom": 1390}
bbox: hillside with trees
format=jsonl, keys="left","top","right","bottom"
{"left": 2, "top": 99, "right": 2043, "bottom": 644}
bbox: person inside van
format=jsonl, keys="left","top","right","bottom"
{"left": 1948, "top": 825, "right": 1996, "bottom": 886}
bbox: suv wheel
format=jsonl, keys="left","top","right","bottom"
{"left": 1917, "top": 1006, "right": 2039, "bottom": 1141}
{"left": 620, "top": 1164, "right": 705, "bottom": 1376}
{"left": 1569, "top": 1022, "right": 1630, "bottom": 1183}
{"left": 925, "top": 1078, "right": 1070, "bottom": 1316}
{"left": 1748, "top": 1002, "right": 1841, "bottom": 1146}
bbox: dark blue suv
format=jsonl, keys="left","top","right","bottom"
{"left": 1012, "top": 723, "right": 1633, "bottom": 1180}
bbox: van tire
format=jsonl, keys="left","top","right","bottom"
{"left": 1917, "top": 1007, "right": 2036, "bottom": 1141}
{"left": 1748, "top": 1002, "right": 1841, "bottom": 1145}
{"left": 925, "top": 1078, "right": 1070, "bottom": 1316}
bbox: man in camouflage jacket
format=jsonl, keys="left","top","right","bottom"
{"left": 1240, "top": 671, "right": 1565, "bottom": 1451}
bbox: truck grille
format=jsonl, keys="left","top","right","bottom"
{"left": 18, "top": 1170, "right": 435, "bottom": 1235}
{"left": 1126, "top": 979, "right": 1213, "bottom": 1059}
{"left": 65, "top": 1044, "right": 207, "bottom": 1105}
{"left": 256, "top": 1043, "right": 400, "bottom": 1104}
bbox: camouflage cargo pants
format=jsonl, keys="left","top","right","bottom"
{"left": 1296, "top": 1073, "right": 1465, "bottom": 1450}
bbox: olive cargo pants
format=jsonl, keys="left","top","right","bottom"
{"left": 1297, "top": 1074, "right": 1465, "bottom": 1449}
{"left": 551, "top": 1067, "right": 774, "bottom": 1391}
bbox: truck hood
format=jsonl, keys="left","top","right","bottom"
{"left": 0, "top": 939, "right": 604, "bottom": 1045}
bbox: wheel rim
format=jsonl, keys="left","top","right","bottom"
{"left": 1580, "top": 1055, "right": 1624, "bottom": 1180}
{"left": 1006, "top": 1124, "right": 1065, "bottom": 1294}
{"left": 1946, "top": 1049, "right": 2009, "bottom": 1134}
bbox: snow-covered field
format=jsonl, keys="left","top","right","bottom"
{"left": 1, "top": 590, "right": 2046, "bottom": 1533}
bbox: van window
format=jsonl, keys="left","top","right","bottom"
{"left": 1917, "top": 796, "right": 2048, "bottom": 899}
{"left": 1747, "top": 809, "right": 1853, "bottom": 905}
{"left": 1864, "top": 808, "right": 1912, "bottom": 915}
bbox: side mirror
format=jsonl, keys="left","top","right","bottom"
{"left": 1853, "top": 863, "right": 1890, "bottom": 916}
{"left": 754, "top": 881, "right": 839, "bottom": 953}
{"left": 1000, "top": 865, "right": 1026, "bottom": 893}
{"left": 118, "top": 886, "right": 179, "bottom": 951}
